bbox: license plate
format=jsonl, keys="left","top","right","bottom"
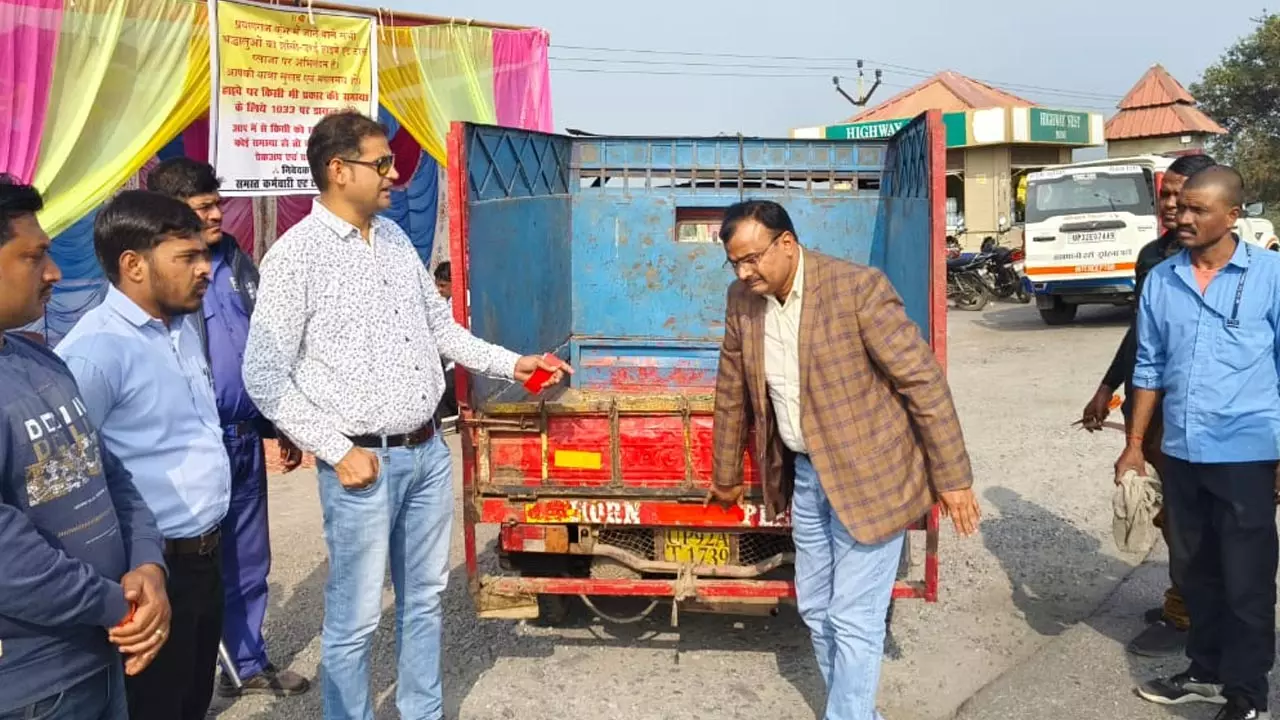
{"left": 1068, "top": 231, "right": 1116, "bottom": 244}
{"left": 1012, "top": 261, "right": 1024, "bottom": 273}
{"left": 662, "top": 530, "right": 730, "bottom": 565}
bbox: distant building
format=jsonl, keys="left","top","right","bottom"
{"left": 1105, "top": 65, "right": 1225, "bottom": 158}
{"left": 793, "top": 71, "right": 1104, "bottom": 249}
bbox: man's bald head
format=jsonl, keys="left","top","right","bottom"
{"left": 1175, "top": 164, "right": 1245, "bottom": 253}
{"left": 1181, "top": 165, "right": 1245, "bottom": 209}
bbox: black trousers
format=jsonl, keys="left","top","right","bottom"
{"left": 125, "top": 545, "right": 225, "bottom": 720}
{"left": 1163, "top": 456, "right": 1278, "bottom": 709}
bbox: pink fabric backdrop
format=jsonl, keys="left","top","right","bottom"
{"left": 0, "top": 0, "right": 61, "bottom": 182}
{"left": 492, "top": 29, "right": 553, "bottom": 133}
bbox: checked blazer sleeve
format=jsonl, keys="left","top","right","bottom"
{"left": 712, "top": 284, "right": 751, "bottom": 489}
{"left": 855, "top": 268, "right": 973, "bottom": 494}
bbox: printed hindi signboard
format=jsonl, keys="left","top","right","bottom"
{"left": 209, "top": 0, "right": 377, "bottom": 196}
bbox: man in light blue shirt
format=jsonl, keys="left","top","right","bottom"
{"left": 1117, "top": 166, "right": 1280, "bottom": 720}
{"left": 57, "top": 191, "right": 231, "bottom": 720}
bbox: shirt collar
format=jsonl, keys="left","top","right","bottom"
{"left": 1173, "top": 234, "right": 1248, "bottom": 270}
{"left": 210, "top": 234, "right": 234, "bottom": 267}
{"left": 312, "top": 198, "right": 380, "bottom": 243}
{"left": 103, "top": 285, "right": 161, "bottom": 328}
{"left": 1226, "top": 234, "right": 1250, "bottom": 269}
{"left": 786, "top": 248, "right": 806, "bottom": 303}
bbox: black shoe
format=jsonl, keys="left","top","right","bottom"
{"left": 1126, "top": 619, "right": 1187, "bottom": 657}
{"left": 1136, "top": 672, "right": 1226, "bottom": 706}
{"left": 1143, "top": 606, "right": 1165, "bottom": 624}
{"left": 1213, "top": 697, "right": 1271, "bottom": 719}
{"left": 218, "top": 664, "right": 311, "bottom": 698}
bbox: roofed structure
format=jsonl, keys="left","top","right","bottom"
{"left": 1105, "top": 64, "right": 1225, "bottom": 140}
{"left": 848, "top": 71, "right": 1034, "bottom": 123}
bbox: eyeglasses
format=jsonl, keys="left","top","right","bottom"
{"left": 343, "top": 154, "right": 396, "bottom": 177}
{"left": 724, "top": 231, "right": 785, "bottom": 272}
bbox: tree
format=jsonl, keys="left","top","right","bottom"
{"left": 1191, "top": 12, "right": 1280, "bottom": 222}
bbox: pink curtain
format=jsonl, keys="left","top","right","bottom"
{"left": 275, "top": 196, "right": 310, "bottom": 237}
{"left": 0, "top": 0, "right": 61, "bottom": 182}
{"left": 492, "top": 29, "right": 553, "bottom": 132}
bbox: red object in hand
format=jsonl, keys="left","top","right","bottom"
{"left": 116, "top": 602, "right": 137, "bottom": 629}
{"left": 522, "top": 353, "right": 563, "bottom": 394}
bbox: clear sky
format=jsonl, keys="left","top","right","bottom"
{"left": 366, "top": 0, "right": 1264, "bottom": 137}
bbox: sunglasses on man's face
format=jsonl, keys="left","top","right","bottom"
{"left": 342, "top": 154, "right": 396, "bottom": 177}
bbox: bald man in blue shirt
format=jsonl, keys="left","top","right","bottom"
{"left": 1117, "top": 166, "right": 1280, "bottom": 720}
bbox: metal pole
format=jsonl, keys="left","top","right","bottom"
{"left": 218, "top": 642, "right": 242, "bottom": 689}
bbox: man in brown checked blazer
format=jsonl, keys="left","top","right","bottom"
{"left": 706, "top": 200, "right": 981, "bottom": 720}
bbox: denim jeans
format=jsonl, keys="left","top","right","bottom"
{"left": 792, "top": 454, "right": 904, "bottom": 720}
{"left": 0, "top": 664, "right": 127, "bottom": 720}
{"left": 317, "top": 432, "right": 453, "bottom": 720}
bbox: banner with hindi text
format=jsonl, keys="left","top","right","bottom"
{"left": 209, "top": 0, "right": 376, "bottom": 196}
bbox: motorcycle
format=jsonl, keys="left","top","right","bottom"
{"left": 977, "top": 237, "right": 1031, "bottom": 304}
{"left": 946, "top": 253, "right": 990, "bottom": 311}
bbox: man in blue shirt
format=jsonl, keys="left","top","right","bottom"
{"left": 1117, "top": 166, "right": 1280, "bottom": 720}
{"left": 145, "top": 159, "right": 308, "bottom": 698}
{"left": 0, "top": 177, "right": 169, "bottom": 719}
{"left": 57, "top": 191, "right": 232, "bottom": 720}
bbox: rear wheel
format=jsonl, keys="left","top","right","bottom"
{"left": 1039, "top": 298, "right": 1078, "bottom": 326}
{"left": 953, "top": 276, "right": 989, "bottom": 311}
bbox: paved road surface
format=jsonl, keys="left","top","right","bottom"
{"left": 210, "top": 302, "right": 1144, "bottom": 720}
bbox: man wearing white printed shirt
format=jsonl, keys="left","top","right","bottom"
{"left": 243, "top": 111, "right": 568, "bottom": 720}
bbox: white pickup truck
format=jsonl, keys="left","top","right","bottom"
{"left": 1022, "top": 155, "right": 1278, "bottom": 325}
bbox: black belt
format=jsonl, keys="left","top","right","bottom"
{"left": 165, "top": 527, "right": 221, "bottom": 557}
{"left": 347, "top": 422, "right": 436, "bottom": 450}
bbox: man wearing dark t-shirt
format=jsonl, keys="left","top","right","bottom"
{"left": 1079, "top": 153, "right": 1216, "bottom": 657}
{"left": 0, "top": 177, "right": 170, "bottom": 718}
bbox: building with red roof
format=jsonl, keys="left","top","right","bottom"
{"left": 1105, "top": 65, "right": 1225, "bottom": 157}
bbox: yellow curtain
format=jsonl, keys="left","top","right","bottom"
{"left": 379, "top": 24, "right": 496, "bottom": 165}
{"left": 34, "top": 0, "right": 210, "bottom": 237}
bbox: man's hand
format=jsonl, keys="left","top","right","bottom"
{"left": 703, "top": 484, "right": 745, "bottom": 509}
{"left": 278, "top": 436, "right": 304, "bottom": 473}
{"left": 514, "top": 355, "right": 574, "bottom": 391}
{"left": 1079, "top": 385, "right": 1113, "bottom": 432}
{"left": 938, "top": 488, "right": 981, "bottom": 537}
{"left": 1114, "top": 443, "right": 1148, "bottom": 486}
{"left": 335, "top": 447, "right": 380, "bottom": 491}
{"left": 108, "top": 564, "right": 170, "bottom": 676}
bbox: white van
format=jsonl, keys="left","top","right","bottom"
{"left": 1023, "top": 155, "right": 1277, "bottom": 325}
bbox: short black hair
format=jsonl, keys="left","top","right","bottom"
{"left": 719, "top": 200, "right": 798, "bottom": 243}
{"left": 1182, "top": 165, "right": 1245, "bottom": 209}
{"left": 0, "top": 174, "right": 43, "bottom": 247}
{"left": 94, "top": 190, "right": 204, "bottom": 284}
{"left": 307, "top": 111, "right": 388, "bottom": 192}
{"left": 434, "top": 261, "right": 451, "bottom": 282}
{"left": 1167, "top": 154, "right": 1217, "bottom": 179}
{"left": 146, "top": 158, "right": 222, "bottom": 200}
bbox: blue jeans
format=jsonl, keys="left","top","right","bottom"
{"left": 317, "top": 433, "right": 453, "bottom": 720}
{"left": 0, "top": 664, "right": 127, "bottom": 720}
{"left": 792, "top": 454, "right": 904, "bottom": 720}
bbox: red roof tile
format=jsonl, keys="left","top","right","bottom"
{"left": 847, "top": 71, "right": 1035, "bottom": 123}
{"left": 1105, "top": 104, "right": 1226, "bottom": 140}
{"left": 1118, "top": 65, "right": 1196, "bottom": 110}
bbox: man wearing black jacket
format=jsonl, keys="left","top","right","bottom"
{"left": 146, "top": 159, "right": 308, "bottom": 698}
{"left": 1079, "top": 152, "right": 1216, "bottom": 657}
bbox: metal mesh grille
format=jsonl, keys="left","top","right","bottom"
{"left": 597, "top": 529, "right": 655, "bottom": 560}
{"left": 739, "top": 532, "right": 794, "bottom": 566}
{"left": 595, "top": 529, "right": 794, "bottom": 568}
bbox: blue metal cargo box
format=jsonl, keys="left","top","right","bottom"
{"left": 446, "top": 114, "right": 945, "bottom": 407}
